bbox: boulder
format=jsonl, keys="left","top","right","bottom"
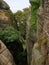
{"left": 0, "top": 0, "right": 14, "bottom": 29}
{"left": 0, "top": 40, "right": 15, "bottom": 65}
{"left": 0, "top": 0, "right": 10, "bottom": 10}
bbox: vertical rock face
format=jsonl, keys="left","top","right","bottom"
{"left": 37, "top": 0, "right": 49, "bottom": 65}
{"left": 0, "top": 40, "right": 15, "bottom": 65}
{"left": 29, "top": 0, "right": 49, "bottom": 65}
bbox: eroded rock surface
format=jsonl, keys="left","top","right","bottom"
{"left": 0, "top": 0, "right": 14, "bottom": 29}
{"left": 0, "top": 40, "right": 15, "bottom": 65}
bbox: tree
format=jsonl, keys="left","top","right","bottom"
{"left": 14, "top": 10, "right": 23, "bottom": 23}
{"left": 14, "top": 8, "right": 30, "bottom": 39}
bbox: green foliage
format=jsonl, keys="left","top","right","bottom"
{"left": 14, "top": 7, "right": 30, "bottom": 23}
{"left": 14, "top": 8, "right": 30, "bottom": 39}
{"left": 14, "top": 11, "right": 26, "bottom": 39}
{"left": 23, "top": 7, "right": 30, "bottom": 21}
{"left": 29, "top": 0, "right": 41, "bottom": 43}
{"left": 0, "top": 26, "right": 23, "bottom": 43}
{"left": 30, "top": 10, "right": 37, "bottom": 31}
{"left": 30, "top": 0, "right": 40, "bottom": 31}
{"left": 14, "top": 10, "right": 23, "bottom": 22}
{"left": 30, "top": 0, "right": 40, "bottom": 9}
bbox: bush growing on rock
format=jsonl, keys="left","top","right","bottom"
{"left": 0, "top": 26, "right": 23, "bottom": 43}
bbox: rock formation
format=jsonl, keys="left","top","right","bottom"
{"left": 29, "top": 0, "right": 49, "bottom": 65}
{"left": 0, "top": 40, "right": 15, "bottom": 65}
{"left": 0, "top": 0, "right": 9, "bottom": 10}
{"left": 0, "top": 0, "right": 14, "bottom": 29}
{"left": 0, "top": 1, "right": 16, "bottom": 65}
{"left": 37, "top": 0, "right": 49, "bottom": 65}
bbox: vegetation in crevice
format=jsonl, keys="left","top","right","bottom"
{"left": 0, "top": 0, "right": 49, "bottom": 65}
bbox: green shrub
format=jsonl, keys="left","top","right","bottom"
{"left": 0, "top": 26, "right": 23, "bottom": 43}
